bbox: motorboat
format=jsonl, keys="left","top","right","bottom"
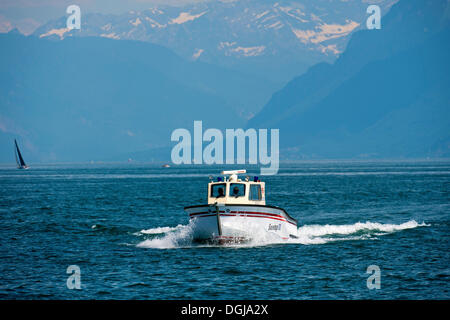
{"left": 184, "top": 170, "right": 298, "bottom": 244}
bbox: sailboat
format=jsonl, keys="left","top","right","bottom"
{"left": 14, "top": 139, "right": 29, "bottom": 169}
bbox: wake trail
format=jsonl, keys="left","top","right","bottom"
{"left": 135, "top": 220, "right": 429, "bottom": 249}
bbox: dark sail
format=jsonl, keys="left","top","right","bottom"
{"left": 14, "top": 139, "right": 27, "bottom": 168}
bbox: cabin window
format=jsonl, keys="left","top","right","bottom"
{"left": 211, "top": 183, "right": 226, "bottom": 198}
{"left": 229, "top": 183, "right": 245, "bottom": 197}
{"left": 249, "top": 184, "right": 262, "bottom": 201}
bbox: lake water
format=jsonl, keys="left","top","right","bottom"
{"left": 0, "top": 161, "right": 449, "bottom": 299}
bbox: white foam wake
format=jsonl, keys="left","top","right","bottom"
{"left": 135, "top": 220, "right": 429, "bottom": 249}
{"left": 297, "top": 220, "right": 427, "bottom": 237}
{"left": 139, "top": 225, "right": 185, "bottom": 235}
{"left": 137, "top": 222, "right": 195, "bottom": 249}
{"left": 291, "top": 220, "right": 429, "bottom": 245}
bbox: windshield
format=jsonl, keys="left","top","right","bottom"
{"left": 229, "top": 183, "right": 246, "bottom": 197}
{"left": 249, "top": 184, "right": 262, "bottom": 201}
{"left": 211, "top": 183, "right": 226, "bottom": 198}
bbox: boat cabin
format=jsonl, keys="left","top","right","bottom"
{"left": 207, "top": 170, "right": 266, "bottom": 205}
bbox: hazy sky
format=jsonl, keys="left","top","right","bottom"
{"left": 0, "top": 0, "right": 216, "bottom": 34}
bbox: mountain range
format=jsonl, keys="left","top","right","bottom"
{"left": 0, "top": 0, "right": 448, "bottom": 163}
{"left": 0, "top": 33, "right": 274, "bottom": 162}
{"left": 33, "top": 0, "right": 398, "bottom": 83}
{"left": 249, "top": 0, "right": 450, "bottom": 158}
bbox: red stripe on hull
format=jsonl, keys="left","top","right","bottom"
{"left": 190, "top": 212, "right": 297, "bottom": 226}
{"left": 190, "top": 211, "right": 284, "bottom": 219}
{"left": 189, "top": 211, "right": 297, "bottom": 226}
{"left": 241, "top": 214, "right": 288, "bottom": 223}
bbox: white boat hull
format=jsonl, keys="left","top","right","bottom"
{"left": 185, "top": 204, "right": 298, "bottom": 243}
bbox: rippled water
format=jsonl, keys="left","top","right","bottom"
{"left": 0, "top": 161, "right": 449, "bottom": 299}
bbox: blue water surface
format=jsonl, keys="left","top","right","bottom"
{"left": 0, "top": 161, "right": 448, "bottom": 299}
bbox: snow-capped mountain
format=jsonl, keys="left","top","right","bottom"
{"left": 33, "top": 0, "right": 398, "bottom": 82}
